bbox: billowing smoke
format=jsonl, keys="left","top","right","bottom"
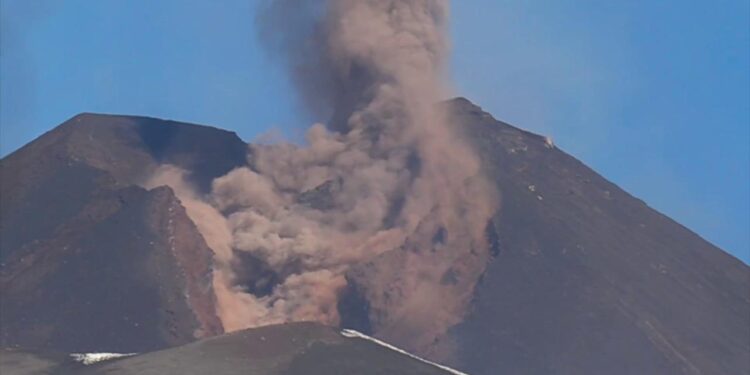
{"left": 152, "top": 0, "right": 498, "bottom": 356}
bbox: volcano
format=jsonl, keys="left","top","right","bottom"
{"left": 0, "top": 99, "right": 747, "bottom": 375}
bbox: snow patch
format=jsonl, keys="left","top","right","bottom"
{"left": 70, "top": 352, "right": 137, "bottom": 365}
{"left": 340, "top": 329, "right": 470, "bottom": 375}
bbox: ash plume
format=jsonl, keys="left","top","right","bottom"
{"left": 153, "top": 0, "right": 498, "bottom": 356}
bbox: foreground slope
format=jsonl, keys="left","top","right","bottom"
{"left": 1, "top": 323, "right": 459, "bottom": 375}
{"left": 442, "top": 98, "right": 749, "bottom": 375}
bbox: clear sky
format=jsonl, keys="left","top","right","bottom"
{"left": 2, "top": 0, "right": 748, "bottom": 263}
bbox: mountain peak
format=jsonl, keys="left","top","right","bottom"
{"left": 3, "top": 113, "right": 248, "bottom": 194}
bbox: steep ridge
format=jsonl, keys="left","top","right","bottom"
{"left": 442, "top": 98, "right": 749, "bottom": 375}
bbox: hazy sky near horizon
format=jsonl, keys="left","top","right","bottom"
{"left": 2, "top": 0, "right": 748, "bottom": 263}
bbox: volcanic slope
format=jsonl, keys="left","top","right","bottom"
{"left": 435, "top": 98, "right": 749, "bottom": 375}
{"left": 0, "top": 113, "right": 247, "bottom": 352}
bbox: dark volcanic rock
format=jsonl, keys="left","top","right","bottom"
{"left": 0, "top": 113, "right": 247, "bottom": 352}
{"left": 442, "top": 98, "right": 750, "bottom": 375}
{"left": 297, "top": 178, "right": 342, "bottom": 210}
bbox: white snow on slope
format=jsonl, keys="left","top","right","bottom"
{"left": 341, "top": 329, "right": 470, "bottom": 375}
{"left": 70, "top": 352, "right": 137, "bottom": 365}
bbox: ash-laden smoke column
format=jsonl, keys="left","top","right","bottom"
{"left": 205, "top": 0, "right": 498, "bottom": 355}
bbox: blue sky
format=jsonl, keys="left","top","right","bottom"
{"left": 2, "top": 0, "right": 748, "bottom": 263}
